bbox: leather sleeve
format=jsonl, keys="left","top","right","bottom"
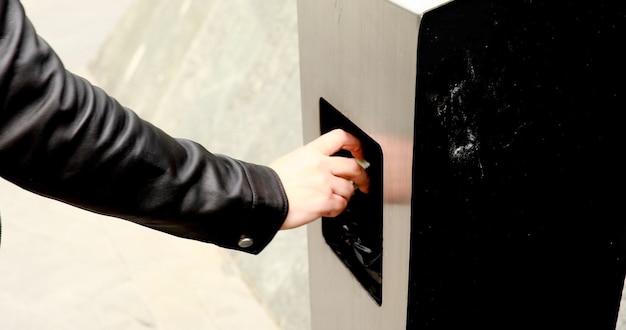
{"left": 0, "top": 0, "right": 288, "bottom": 254}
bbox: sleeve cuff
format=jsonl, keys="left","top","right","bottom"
{"left": 231, "top": 161, "right": 289, "bottom": 254}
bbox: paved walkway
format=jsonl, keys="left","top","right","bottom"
{"left": 0, "top": 1, "right": 279, "bottom": 329}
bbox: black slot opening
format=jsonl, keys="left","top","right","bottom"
{"left": 319, "top": 97, "right": 384, "bottom": 306}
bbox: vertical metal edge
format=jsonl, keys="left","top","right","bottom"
{"left": 296, "top": 0, "right": 447, "bottom": 328}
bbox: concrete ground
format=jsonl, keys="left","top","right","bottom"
{"left": 87, "top": 1, "right": 310, "bottom": 329}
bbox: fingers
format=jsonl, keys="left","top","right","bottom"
{"left": 271, "top": 129, "right": 372, "bottom": 229}
{"left": 307, "top": 129, "right": 370, "bottom": 193}
{"left": 308, "top": 129, "right": 365, "bottom": 160}
{"left": 323, "top": 194, "right": 349, "bottom": 218}
{"left": 331, "top": 175, "right": 357, "bottom": 202}
{"left": 328, "top": 156, "right": 370, "bottom": 193}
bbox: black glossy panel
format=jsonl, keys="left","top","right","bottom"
{"left": 407, "top": 1, "right": 626, "bottom": 329}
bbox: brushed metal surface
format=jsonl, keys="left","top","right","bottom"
{"left": 297, "top": 0, "right": 450, "bottom": 329}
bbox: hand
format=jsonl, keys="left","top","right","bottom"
{"left": 269, "top": 129, "right": 370, "bottom": 230}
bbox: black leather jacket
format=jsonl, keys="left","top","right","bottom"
{"left": 0, "top": 0, "right": 288, "bottom": 254}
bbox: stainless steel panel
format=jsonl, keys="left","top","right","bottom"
{"left": 297, "top": 1, "right": 450, "bottom": 329}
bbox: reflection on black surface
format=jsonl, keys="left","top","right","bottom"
{"left": 406, "top": 1, "right": 626, "bottom": 329}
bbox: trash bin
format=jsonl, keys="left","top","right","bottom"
{"left": 298, "top": 1, "right": 626, "bottom": 329}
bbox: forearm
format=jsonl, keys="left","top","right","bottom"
{"left": 0, "top": 0, "right": 287, "bottom": 253}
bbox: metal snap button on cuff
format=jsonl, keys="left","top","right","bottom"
{"left": 238, "top": 237, "right": 254, "bottom": 248}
